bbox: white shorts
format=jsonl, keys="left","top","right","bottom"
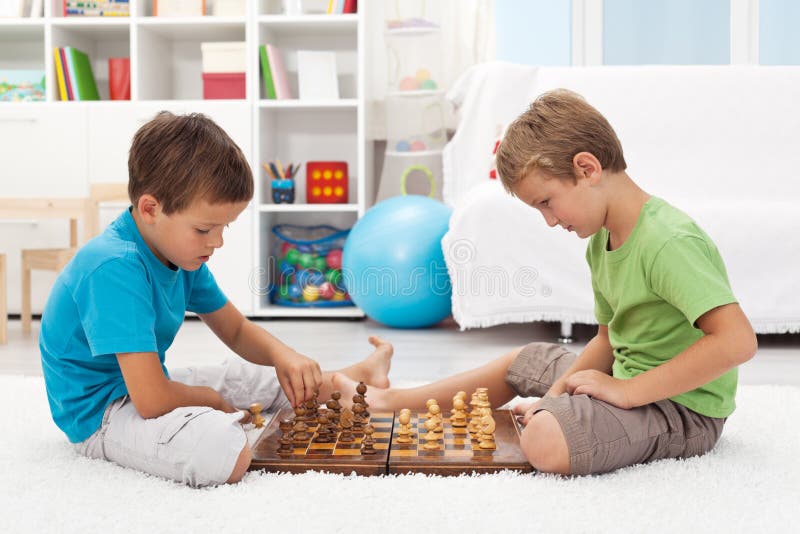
{"left": 74, "top": 358, "right": 288, "bottom": 487}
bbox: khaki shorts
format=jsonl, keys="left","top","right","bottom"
{"left": 75, "top": 358, "right": 288, "bottom": 487}
{"left": 505, "top": 342, "right": 726, "bottom": 475}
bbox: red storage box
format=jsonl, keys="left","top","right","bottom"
{"left": 202, "top": 72, "right": 245, "bottom": 100}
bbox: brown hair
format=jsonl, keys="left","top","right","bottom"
{"left": 128, "top": 111, "right": 253, "bottom": 214}
{"left": 495, "top": 89, "right": 626, "bottom": 193}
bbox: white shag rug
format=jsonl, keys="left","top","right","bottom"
{"left": 1, "top": 375, "right": 798, "bottom": 534}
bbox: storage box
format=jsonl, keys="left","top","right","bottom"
{"left": 212, "top": 0, "right": 246, "bottom": 16}
{"left": 154, "top": 0, "right": 205, "bottom": 17}
{"left": 201, "top": 41, "right": 247, "bottom": 73}
{"left": 202, "top": 72, "right": 246, "bottom": 99}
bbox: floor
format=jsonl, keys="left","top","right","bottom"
{"left": 2, "top": 318, "right": 799, "bottom": 386}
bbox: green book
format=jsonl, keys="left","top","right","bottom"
{"left": 259, "top": 45, "right": 276, "bottom": 100}
{"left": 65, "top": 46, "right": 100, "bottom": 101}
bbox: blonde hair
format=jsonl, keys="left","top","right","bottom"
{"left": 495, "top": 89, "right": 626, "bottom": 192}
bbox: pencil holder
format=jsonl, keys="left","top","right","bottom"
{"left": 271, "top": 224, "right": 353, "bottom": 307}
{"left": 271, "top": 179, "right": 295, "bottom": 204}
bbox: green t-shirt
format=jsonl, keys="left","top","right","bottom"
{"left": 585, "top": 197, "right": 738, "bottom": 418}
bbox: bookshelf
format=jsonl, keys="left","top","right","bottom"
{"left": 0, "top": 0, "right": 370, "bottom": 319}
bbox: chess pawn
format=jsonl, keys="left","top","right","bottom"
{"left": 425, "top": 398, "right": 438, "bottom": 412}
{"left": 294, "top": 405, "right": 308, "bottom": 423}
{"left": 293, "top": 418, "right": 311, "bottom": 441}
{"left": 361, "top": 423, "right": 376, "bottom": 455}
{"left": 478, "top": 412, "right": 497, "bottom": 450}
{"left": 326, "top": 391, "right": 342, "bottom": 426}
{"left": 428, "top": 404, "right": 444, "bottom": 433}
{"left": 277, "top": 419, "right": 294, "bottom": 455}
{"left": 356, "top": 381, "right": 370, "bottom": 418}
{"left": 316, "top": 412, "right": 332, "bottom": 443}
{"left": 304, "top": 398, "right": 318, "bottom": 425}
{"left": 450, "top": 397, "right": 468, "bottom": 427}
{"left": 352, "top": 402, "right": 366, "bottom": 433}
{"left": 249, "top": 402, "right": 265, "bottom": 428}
{"left": 339, "top": 407, "right": 355, "bottom": 442}
{"left": 423, "top": 417, "right": 441, "bottom": 450}
{"left": 396, "top": 409, "right": 413, "bottom": 444}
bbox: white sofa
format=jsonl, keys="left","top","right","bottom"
{"left": 442, "top": 63, "right": 800, "bottom": 337}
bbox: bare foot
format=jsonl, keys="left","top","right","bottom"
{"left": 331, "top": 372, "right": 391, "bottom": 411}
{"left": 339, "top": 336, "right": 393, "bottom": 389}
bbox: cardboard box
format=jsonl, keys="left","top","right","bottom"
{"left": 202, "top": 72, "right": 246, "bottom": 99}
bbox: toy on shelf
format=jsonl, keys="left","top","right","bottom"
{"left": 271, "top": 225, "right": 353, "bottom": 308}
{"left": 306, "top": 161, "right": 348, "bottom": 204}
{"left": 264, "top": 160, "right": 299, "bottom": 204}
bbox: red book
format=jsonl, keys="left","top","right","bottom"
{"left": 108, "top": 57, "right": 130, "bottom": 100}
{"left": 343, "top": 0, "right": 357, "bottom": 13}
{"left": 59, "top": 47, "right": 74, "bottom": 100}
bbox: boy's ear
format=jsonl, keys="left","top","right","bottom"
{"left": 573, "top": 152, "right": 602, "bottom": 183}
{"left": 136, "top": 194, "right": 161, "bottom": 224}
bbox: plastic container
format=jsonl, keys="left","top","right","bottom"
{"left": 271, "top": 225, "right": 353, "bottom": 307}
{"left": 386, "top": 92, "right": 447, "bottom": 153}
{"left": 201, "top": 42, "right": 247, "bottom": 73}
{"left": 202, "top": 72, "right": 246, "bottom": 99}
{"left": 385, "top": 23, "right": 442, "bottom": 94}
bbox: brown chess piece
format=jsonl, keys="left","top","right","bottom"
{"left": 316, "top": 412, "right": 332, "bottom": 443}
{"left": 396, "top": 409, "right": 413, "bottom": 444}
{"left": 361, "top": 424, "right": 376, "bottom": 455}
{"left": 326, "top": 391, "right": 342, "bottom": 427}
{"left": 338, "top": 407, "right": 355, "bottom": 442}
{"left": 356, "top": 381, "right": 370, "bottom": 418}
{"left": 277, "top": 419, "right": 294, "bottom": 455}
{"left": 292, "top": 408, "right": 311, "bottom": 441}
{"left": 352, "top": 402, "right": 365, "bottom": 433}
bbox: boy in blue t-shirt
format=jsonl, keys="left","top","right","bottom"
{"left": 328, "top": 89, "right": 758, "bottom": 475}
{"left": 39, "top": 112, "right": 392, "bottom": 487}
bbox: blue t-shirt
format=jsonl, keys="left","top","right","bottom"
{"left": 39, "top": 209, "right": 228, "bottom": 443}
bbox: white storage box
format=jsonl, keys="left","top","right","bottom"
{"left": 212, "top": 0, "right": 247, "bottom": 16}
{"left": 155, "top": 0, "right": 205, "bottom": 17}
{"left": 201, "top": 42, "right": 247, "bottom": 73}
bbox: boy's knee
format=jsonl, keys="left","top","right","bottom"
{"left": 226, "top": 443, "right": 252, "bottom": 484}
{"left": 520, "top": 411, "right": 571, "bottom": 474}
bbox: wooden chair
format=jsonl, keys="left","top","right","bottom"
{"left": 17, "top": 198, "right": 92, "bottom": 334}
{"left": 1, "top": 253, "right": 7, "bottom": 344}
{"left": 86, "top": 183, "right": 130, "bottom": 237}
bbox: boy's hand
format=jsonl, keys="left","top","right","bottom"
{"left": 565, "top": 370, "right": 633, "bottom": 409}
{"left": 272, "top": 350, "right": 323, "bottom": 408}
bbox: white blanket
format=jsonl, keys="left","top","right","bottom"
{"left": 442, "top": 63, "right": 800, "bottom": 333}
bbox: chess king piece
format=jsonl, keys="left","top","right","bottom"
{"left": 423, "top": 417, "right": 441, "bottom": 450}
{"left": 356, "top": 381, "right": 370, "bottom": 418}
{"left": 478, "top": 411, "right": 497, "bottom": 450}
{"left": 450, "top": 397, "right": 468, "bottom": 427}
{"left": 361, "top": 424, "right": 376, "bottom": 455}
{"left": 396, "top": 409, "right": 413, "bottom": 444}
{"left": 249, "top": 402, "right": 265, "bottom": 428}
{"left": 277, "top": 419, "right": 294, "bottom": 455}
{"left": 339, "top": 407, "right": 355, "bottom": 442}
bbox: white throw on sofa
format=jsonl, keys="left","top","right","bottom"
{"left": 442, "top": 62, "right": 800, "bottom": 336}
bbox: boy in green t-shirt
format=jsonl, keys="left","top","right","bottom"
{"left": 331, "top": 89, "right": 757, "bottom": 475}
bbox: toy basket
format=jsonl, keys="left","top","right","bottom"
{"left": 385, "top": 92, "right": 446, "bottom": 153}
{"left": 271, "top": 224, "right": 353, "bottom": 307}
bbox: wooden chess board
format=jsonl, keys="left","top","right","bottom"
{"left": 250, "top": 408, "right": 533, "bottom": 476}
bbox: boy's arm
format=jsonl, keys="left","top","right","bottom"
{"left": 565, "top": 303, "right": 758, "bottom": 409}
{"left": 117, "top": 352, "right": 240, "bottom": 419}
{"left": 199, "top": 301, "right": 322, "bottom": 407}
{"left": 546, "top": 324, "right": 615, "bottom": 396}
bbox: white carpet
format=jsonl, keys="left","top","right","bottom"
{"left": 1, "top": 376, "right": 798, "bottom": 534}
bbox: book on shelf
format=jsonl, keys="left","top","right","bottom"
{"left": 63, "top": 0, "right": 130, "bottom": 17}
{"left": 53, "top": 47, "right": 100, "bottom": 101}
{"left": 108, "top": 57, "right": 130, "bottom": 100}
{"left": 259, "top": 45, "right": 277, "bottom": 100}
{"left": 297, "top": 51, "right": 339, "bottom": 100}
{"left": 0, "top": 70, "right": 45, "bottom": 102}
{"left": 153, "top": 0, "right": 204, "bottom": 17}
{"left": 266, "top": 44, "right": 292, "bottom": 100}
{"left": 326, "top": 0, "right": 356, "bottom": 14}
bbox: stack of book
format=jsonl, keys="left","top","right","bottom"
{"left": 258, "top": 44, "right": 291, "bottom": 100}
{"left": 64, "top": 0, "right": 129, "bottom": 16}
{"left": 53, "top": 47, "right": 100, "bottom": 101}
{"left": 326, "top": 0, "right": 356, "bottom": 14}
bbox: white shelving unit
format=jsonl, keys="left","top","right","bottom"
{"left": 0, "top": 0, "right": 370, "bottom": 319}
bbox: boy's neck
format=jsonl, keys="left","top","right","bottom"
{"left": 602, "top": 172, "right": 651, "bottom": 251}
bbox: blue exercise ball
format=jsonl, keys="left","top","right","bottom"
{"left": 343, "top": 195, "right": 453, "bottom": 328}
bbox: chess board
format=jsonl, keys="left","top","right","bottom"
{"left": 250, "top": 408, "right": 533, "bottom": 476}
